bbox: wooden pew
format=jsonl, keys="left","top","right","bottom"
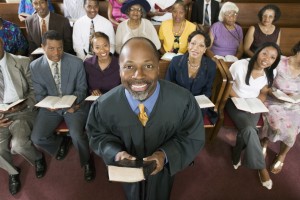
{"left": 234, "top": 3, "right": 300, "bottom": 28}
{"left": 0, "top": 3, "right": 25, "bottom": 27}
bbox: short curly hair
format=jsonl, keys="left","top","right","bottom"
{"left": 258, "top": 4, "right": 281, "bottom": 23}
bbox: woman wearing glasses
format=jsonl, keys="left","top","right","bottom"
{"left": 207, "top": 2, "right": 243, "bottom": 62}
{"left": 244, "top": 4, "right": 281, "bottom": 57}
{"left": 115, "top": 0, "right": 160, "bottom": 54}
{"left": 159, "top": 0, "right": 196, "bottom": 55}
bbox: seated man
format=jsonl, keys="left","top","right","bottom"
{"left": 86, "top": 37, "right": 205, "bottom": 199}
{"left": 25, "top": 0, "right": 73, "bottom": 55}
{"left": 0, "top": 17, "right": 28, "bottom": 55}
{"left": 30, "top": 30, "right": 95, "bottom": 182}
{"left": 0, "top": 38, "right": 46, "bottom": 196}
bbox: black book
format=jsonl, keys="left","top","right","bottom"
{"left": 107, "top": 159, "right": 157, "bottom": 183}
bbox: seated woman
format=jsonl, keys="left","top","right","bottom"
{"left": 84, "top": 32, "right": 121, "bottom": 96}
{"left": 0, "top": 17, "right": 28, "bottom": 55}
{"left": 108, "top": 0, "right": 128, "bottom": 27}
{"left": 244, "top": 4, "right": 281, "bottom": 57}
{"left": 260, "top": 41, "right": 300, "bottom": 175}
{"left": 159, "top": 1, "right": 196, "bottom": 54}
{"left": 208, "top": 2, "right": 243, "bottom": 62}
{"left": 18, "top": 0, "right": 54, "bottom": 22}
{"left": 225, "top": 42, "right": 281, "bottom": 190}
{"left": 165, "top": 30, "right": 216, "bottom": 117}
{"left": 115, "top": 0, "right": 160, "bottom": 54}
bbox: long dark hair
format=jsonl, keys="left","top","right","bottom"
{"left": 245, "top": 42, "right": 281, "bottom": 87}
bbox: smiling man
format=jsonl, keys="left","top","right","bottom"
{"left": 86, "top": 37, "right": 205, "bottom": 199}
{"left": 25, "top": 0, "right": 73, "bottom": 55}
{"left": 73, "top": 0, "right": 115, "bottom": 60}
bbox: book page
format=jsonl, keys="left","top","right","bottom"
{"left": 272, "top": 89, "right": 300, "bottom": 103}
{"left": 231, "top": 97, "right": 252, "bottom": 113}
{"left": 245, "top": 98, "right": 269, "bottom": 113}
{"left": 195, "top": 95, "right": 215, "bottom": 108}
{"left": 31, "top": 47, "right": 44, "bottom": 55}
{"left": 54, "top": 95, "right": 77, "bottom": 108}
{"left": 35, "top": 96, "right": 61, "bottom": 109}
{"left": 0, "top": 99, "right": 25, "bottom": 111}
{"left": 108, "top": 166, "right": 145, "bottom": 183}
{"left": 85, "top": 95, "right": 100, "bottom": 101}
{"left": 161, "top": 52, "right": 182, "bottom": 61}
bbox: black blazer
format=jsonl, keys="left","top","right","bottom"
{"left": 191, "top": 0, "right": 220, "bottom": 25}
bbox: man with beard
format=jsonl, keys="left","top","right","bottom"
{"left": 86, "top": 37, "right": 205, "bottom": 199}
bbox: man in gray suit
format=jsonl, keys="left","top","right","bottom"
{"left": 25, "top": 0, "right": 73, "bottom": 55}
{"left": 0, "top": 38, "right": 46, "bottom": 195}
{"left": 30, "top": 30, "right": 95, "bottom": 182}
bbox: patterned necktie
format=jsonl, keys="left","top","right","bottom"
{"left": 41, "top": 18, "right": 47, "bottom": 36}
{"left": 138, "top": 104, "right": 148, "bottom": 126}
{"left": 52, "top": 62, "right": 62, "bottom": 96}
{"left": 0, "top": 66, "right": 4, "bottom": 103}
{"left": 89, "top": 20, "right": 95, "bottom": 54}
{"left": 204, "top": 4, "right": 210, "bottom": 26}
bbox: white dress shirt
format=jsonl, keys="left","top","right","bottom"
{"left": 73, "top": 15, "right": 115, "bottom": 60}
{"left": 0, "top": 52, "right": 19, "bottom": 103}
{"left": 37, "top": 12, "right": 50, "bottom": 36}
{"left": 63, "top": 0, "right": 86, "bottom": 25}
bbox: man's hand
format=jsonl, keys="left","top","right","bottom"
{"left": 0, "top": 114, "right": 13, "bottom": 128}
{"left": 66, "top": 104, "right": 80, "bottom": 113}
{"left": 115, "top": 151, "right": 136, "bottom": 162}
{"left": 143, "top": 151, "right": 165, "bottom": 175}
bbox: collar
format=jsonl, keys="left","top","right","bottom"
{"left": 38, "top": 12, "right": 50, "bottom": 22}
{"left": 0, "top": 52, "right": 7, "bottom": 67}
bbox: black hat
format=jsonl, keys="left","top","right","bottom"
{"left": 121, "top": 0, "right": 151, "bottom": 14}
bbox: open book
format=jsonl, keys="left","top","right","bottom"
{"left": 31, "top": 47, "right": 44, "bottom": 55}
{"left": 0, "top": 99, "right": 26, "bottom": 111}
{"left": 108, "top": 159, "right": 156, "bottom": 183}
{"left": 231, "top": 97, "right": 269, "bottom": 113}
{"left": 272, "top": 89, "right": 300, "bottom": 104}
{"left": 195, "top": 95, "right": 215, "bottom": 108}
{"left": 214, "top": 55, "right": 238, "bottom": 62}
{"left": 35, "top": 95, "right": 77, "bottom": 109}
{"left": 85, "top": 95, "right": 100, "bottom": 101}
{"left": 161, "top": 52, "right": 183, "bottom": 61}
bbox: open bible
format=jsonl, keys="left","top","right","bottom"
{"left": 35, "top": 95, "right": 77, "bottom": 109}
{"left": 231, "top": 97, "right": 269, "bottom": 113}
{"left": 161, "top": 52, "right": 183, "bottom": 61}
{"left": 85, "top": 95, "right": 100, "bottom": 101}
{"left": 272, "top": 89, "right": 300, "bottom": 104}
{"left": 195, "top": 95, "right": 215, "bottom": 108}
{"left": 107, "top": 159, "right": 156, "bottom": 183}
{"left": 0, "top": 99, "right": 26, "bottom": 111}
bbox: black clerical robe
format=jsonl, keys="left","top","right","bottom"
{"left": 87, "top": 80, "right": 205, "bottom": 200}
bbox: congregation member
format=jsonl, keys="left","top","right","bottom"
{"left": 86, "top": 37, "right": 205, "bottom": 200}
{"left": 244, "top": 4, "right": 281, "bottom": 57}
{"left": 159, "top": 1, "right": 196, "bottom": 54}
{"left": 30, "top": 30, "right": 95, "bottom": 182}
{"left": 115, "top": 0, "right": 160, "bottom": 54}
{"left": 260, "top": 41, "right": 300, "bottom": 175}
{"left": 0, "top": 17, "right": 28, "bottom": 56}
{"left": 208, "top": 1, "right": 243, "bottom": 62}
{"left": 107, "top": 0, "right": 128, "bottom": 27}
{"left": 18, "top": 0, "right": 54, "bottom": 22}
{"left": 165, "top": 30, "right": 216, "bottom": 117}
{"left": 63, "top": 0, "right": 86, "bottom": 26}
{"left": 25, "top": 0, "right": 73, "bottom": 55}
{"left": 225, "top": 42, "right": 281, "bottom": 190}
{"left": 73, "top": 0, "right": 115, "bottom": 60}
{"left": 191, "top": 0, "right": 220, "bottom": 27}
{"left": 84, "top": 32, "right": 121, "bottom": 95}
{"left": 0, "top": 38, "right": 46, "bottom": 195}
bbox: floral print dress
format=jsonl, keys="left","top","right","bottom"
{"left": 261, "top": 56, "right": 300, "bottom": 147}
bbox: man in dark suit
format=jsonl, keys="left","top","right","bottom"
{"left": 191, "top": 0, "right": 220, "bottom": 26}
{"left": 30, "top": 30, "right": 95, "bottom": 182}
{"left": 25, "top": 0, "right": 73, "bottom": 54}
{"left": 86, "top": 37, "right": 205, "bottom": 199}
{"left": 0, "top": 38, "right": 46, "bottom": 195}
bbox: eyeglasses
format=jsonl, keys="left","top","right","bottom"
{"left": 224, "top": 12, "right": 238, "bottom": 17}
{"left": 129, "top": 7, "right": 143, "bottom": 12}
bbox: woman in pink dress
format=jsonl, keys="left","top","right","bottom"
{"left": 108, "top": 0, "right": 128, "bottom": 26}
{"left": 261, "top": 41, "right": 300, "bottom": 174}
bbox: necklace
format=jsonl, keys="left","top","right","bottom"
{"left": 173, "top": 21, "right": 184, "bottom": 36}
{"left": 188, "top": 60, "right": 200, "bottom": 68}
